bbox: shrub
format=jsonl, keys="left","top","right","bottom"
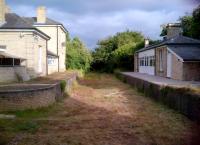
{"left": 66, "top": 35, "right": 92, "bottom": 72}
{"left": 16, "top": 121, "right": 39, "bottom": 133}
{"left": 60, "top": 80, "right": 67, "bottom": 93}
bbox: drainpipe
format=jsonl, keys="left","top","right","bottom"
{"left": 46, "top": 39, "right": 48, "bottom": 75}
{"left": 57, "top": 26, "right": 59, "bottom": 72}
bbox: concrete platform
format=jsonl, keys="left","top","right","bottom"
{"left": 122, "top": 72, "right": 200, "bottom": 89}
{"left": 118, "top": 72, "right": 200, "bottom": 122}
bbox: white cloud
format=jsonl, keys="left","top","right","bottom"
{"left": 7, "top": 0, "right": 198, "bottom": 49}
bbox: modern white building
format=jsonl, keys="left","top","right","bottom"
{"left": 134, "top": 23, "right": 200, "bottom": 81}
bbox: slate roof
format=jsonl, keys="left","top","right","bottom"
{"left": 136, "top": 35, "right": 200, "bottom": 53}
{"left": 47, "top": 51, "right": 58, "bottom": 58}
{"left": 0, "top": 13, "right": 50, "bottom": 39}
{"left": 0, "top": 12, "right": 67, "bottom": 37}
{"left": 23, "top": 17, "right": 67, "bottom": 32}
{"left": 169, "top": 46, "right": 200, "bottom": 61}
{"left": 0, "top": 13, "right": 35, "bottom": 29}
{"left": 23, "top": 17, "right": 61, "bottom": 25}
{"left": 0, "top": 51, "right": 26, "bottom": 60}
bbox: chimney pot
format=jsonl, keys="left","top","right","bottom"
{"left": 144, "top": 38, "right": 149, "bottom": 47}
{"left": 37, "top": 6, "right": 46, "bottom": 23}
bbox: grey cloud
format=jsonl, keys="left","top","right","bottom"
{"left": 6, "top": 0, "right": 198, "bottom": 49}
{"left": 7, "top": 0, "right": 196, "bottom": 14}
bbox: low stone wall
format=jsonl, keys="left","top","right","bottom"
{"left": 0, "top": 67, "right": 18, "bottom": 83}
{"left": 0, "top": 74, "right": 77, "bottom": 111}
{"left": 117, "top": 72, "right": 200, "bottom": 123}
{"left": 0, "top": 66, "right": 30, "bottom": 83}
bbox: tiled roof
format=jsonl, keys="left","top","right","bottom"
{"left": 169, "top": 46, "right": 200, "bottom": 61}
{"left": 136, "top": 35, "right": 200, "bottom": 53}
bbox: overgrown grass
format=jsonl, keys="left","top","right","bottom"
{"left": 60, "top": 80, "right": 67, "bottom": 93}
{"left": 0, "top": 102, "right": 64, "bottom": 144}
{"left": 1, "top": 103, "right": 61, "bottom": 119}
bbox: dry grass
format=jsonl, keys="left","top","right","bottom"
{"left": 1, "top": 73, "right": 200, "bottom": 145}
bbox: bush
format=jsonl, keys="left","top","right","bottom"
{"left": 66, "top": 35, "right": 92, "bottom": 72}
{"left": 91, "top": 30, "right": 145, "bottom": 73}
{"left": 60, "top": 80, "right": 66, "bottom": 93}
{"left": 16, "top": 121, "right": 39, "bottom": 133}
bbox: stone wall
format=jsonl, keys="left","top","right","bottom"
{"left": 117, "top": 72, "right": 200, "bottom": 123}
{"left": 35, "top": 26, "right": 66, "bottom": 73}
{"left": 0, "top": 73, "right": 77, "bottom": 111}
{"left": 171, "top": 53, "right": 183, "bottom": 80}
{"left": 0, "top": 31, "right": 47, "bottom": 78}
{"left": 0, "top": 67, "right": 17, "bottom": 83}
{"left": 155, "top": 46, "right": 167, "bottom": 77}
{"left": 0, "top": 85, "right": 57, "bottom": 111}
{"left": 0, "top": 66, "right": 30, "bottom": 83}
{"left": 183, "top": 62, "right": 200, "bottom": 81}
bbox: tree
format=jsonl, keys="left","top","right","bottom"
{"left": 66, "top": 35, "right": 92, "bottom": 72}
{"left": 180, "top": 5, "right": 200, "bottom": 39}
{"left": 160, "top": 5, "right": 200, "bottom": 39}
{"left": 91, "top": 30, "right": 145, "bottom": 72}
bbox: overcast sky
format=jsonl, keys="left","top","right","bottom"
{"left": 7, "top": 0, "right": 199, "bottom": 49}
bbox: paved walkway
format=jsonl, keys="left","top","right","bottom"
{"left": 122, "top": 72, "right": 200, "bottom": 89}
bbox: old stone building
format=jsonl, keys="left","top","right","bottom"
{"left": 0, "top": 0, "right": 67, "bottom": 82}
{"left": 134, "top": 23, "right": 200, "bottom": 81}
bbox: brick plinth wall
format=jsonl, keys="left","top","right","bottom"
{"left": 0, "top": 74, "right": 77, "bottom": 111}
{"left": 116, "top": 72, "right": 200, "bottom": 123}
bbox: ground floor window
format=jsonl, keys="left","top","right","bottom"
{"left": 0, "top": 58, "right": 20, "bottom": 66}
{"left": 48, "top": 58, "right": 56, "bottom": 66}
{"left": 149, "top": 56, "right": 155, "bottom": 66}
{"left": 139, "top": 56, "right": 155, "bottom": 67}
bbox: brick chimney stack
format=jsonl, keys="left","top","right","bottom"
{"left": 166, "top": 23, "right": 182, "bottom": 39}
{"left": 37, "top": 6, "right": 46, "bottom": 23}
{"left": 0, "top": 0, "right": 5, "bottom": 24}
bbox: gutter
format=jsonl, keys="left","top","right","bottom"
{"left": 0, "top": 28, "right": 50, "bottom": 40}
{"left": 33, "top": 24, "right": 68, "bottom": 33}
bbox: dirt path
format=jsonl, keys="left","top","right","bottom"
{"left": 6, "top": 73, "right": 200, "bottom": 145}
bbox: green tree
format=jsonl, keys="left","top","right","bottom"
{"left": 66, "top": 35, "right": 92, "bottom": 72}
{"left": 180, "top": 5, "right": 200, "bottom": 39}
{"left": 91, "top": 30, "right": 145, "bottom": 72}
{"left": 160, "top": 5, "right": 200, "bottom": 39}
